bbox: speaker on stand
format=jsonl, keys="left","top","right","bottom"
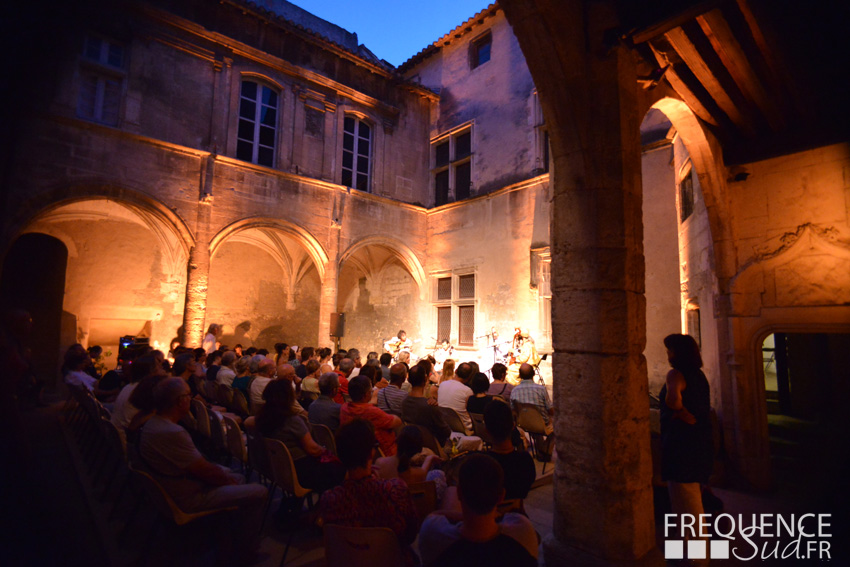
{"left": 329, "top": 312, "right": 344, "bottom": 351}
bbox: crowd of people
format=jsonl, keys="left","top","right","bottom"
{"left": 60, "top": 325, "right": 554, "bottom": 565}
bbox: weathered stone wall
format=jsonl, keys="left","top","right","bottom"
{"left": 641, "top": 143, "right": 681, "bottom": 393}
{"left": 405, "top": 10, "right": 539, "bottom": 199}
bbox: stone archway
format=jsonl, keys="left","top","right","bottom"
{"left": 6, "top": 192, "right": 194, "bottom": 370}
{"left": 207, "top": 218, "right": 329, "bottom": 350}
{"left": 337, "top": 236, "right": 427, "bottom": 356}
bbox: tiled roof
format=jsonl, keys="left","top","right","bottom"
{"left": 398, "top": 2, "right": 499, "bottom": 73}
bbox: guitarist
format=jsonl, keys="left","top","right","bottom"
{"left": 384, "top": 330, "right": 413, "bottom": 362}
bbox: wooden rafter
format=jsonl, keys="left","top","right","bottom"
{"left": 649, "top": 41, "right": 718, "bottom": 127}
{"left": 696, "top": 9, "right": 785, "bottom": 133}
{"left": 664, "top": 25, "right": 757, "bottom": 137}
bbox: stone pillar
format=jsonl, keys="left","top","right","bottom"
{"left": 500, "top": 1, "right": 660, "bottom": 564}
{"left": 182, "top": 159, "right": 215, "bottom": 349}
{"left": 317, "top": 218, "right": 342, "bottom": 349}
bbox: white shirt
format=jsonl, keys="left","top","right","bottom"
{"left": 249, "top": 376, "right": 272, "bottom": 410}
{"left": 216, "top": 367, "right": 236, "bottom": 387}
{"left": 65, "top": 370, "right": 97, "bottom": 392}
{"left": 202, "top": 333, "right": 217, "bottom": 354}
{"left": 437, "top": 379, "right": 473, "bottom": 431}
{"left": 111, "top": 382, "right": 139, "bottom": 431}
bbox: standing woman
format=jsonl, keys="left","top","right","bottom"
{"left": 659, "top": 334, "right": 713, "bottom": 536}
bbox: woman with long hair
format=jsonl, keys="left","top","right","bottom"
{"left": 253, "top": 379, "right": 344, "bottom": 491}
{"left": 659, "top": 333, "right": 713, "bottom": 556}
{"left": 374, "top": 425, "right": 446, "bottom": 502}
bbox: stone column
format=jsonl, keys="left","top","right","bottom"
{"left": 317, "top": 217, "right": 342, "bottom": 349}
{"left": 182, "top": 159, "right": 215, "bottom": 349}
{"left": 500, "top": 1, "right": 659, "bottom": 564}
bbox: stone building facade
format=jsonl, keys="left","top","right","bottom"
{"left": 3, "top": 0, "right": 850, "bottom": 564}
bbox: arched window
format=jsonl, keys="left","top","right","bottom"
{"left": 237, "top": 80, "right": 278, "bottom": 167}
{"left": 342, "top": 115, "right": 371, "bottom": 191}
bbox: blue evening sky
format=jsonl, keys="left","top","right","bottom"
{"left": 291, "top": 0, "right": 492, "bottom": 67}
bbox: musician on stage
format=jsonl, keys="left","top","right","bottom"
{"left": 506, "top": 328, "right": 542, "bottom": 385}
{"left": 384, "top": 330, "right": 413, "bottom": 362}
{"left": 433, "top": 339, "right": 454, "bottom": 372}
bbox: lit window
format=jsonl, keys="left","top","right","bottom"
{"left": 237, "top": 81, "right": 278, "bottom": 167}
{"left": 77, "top": 36, "right": 125, "bottom": 126}
{"left": 471, "top": 32, "right": 491, "bottom": 69}
{"left": 433, "top": 272, "right": 476, "bottom": 346}
{"left": 433, "top": 127, "right": 473, "bottom": 206}
{"left": 342, "top": 115, "right": 371, "bottom": 191}
{"left": 679, "top": 167, "right": 694, "bottom": 223}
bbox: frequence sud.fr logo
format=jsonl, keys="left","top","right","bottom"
{"left": 664, "top": 513, "right": 832, "bottom": 561}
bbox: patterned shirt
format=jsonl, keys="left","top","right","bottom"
{"left": 340, "top": 402, "right": 398, "bottom": 456}
{"left": 319, "top": 475, "right": 419, "bottom": 545}
{"left": 510, "top": 379, "right": 552, "bottom": 424}
{"left": 376, "top": 385, "right": 408, "bottom": 416}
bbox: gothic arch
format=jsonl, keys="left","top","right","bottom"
{"left": 209, "top": 217, "right": 329, "bottom": 280}
{"left": 339, "top": 235, "right": 427, "bottom": 300}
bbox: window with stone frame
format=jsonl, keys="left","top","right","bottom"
{"left": 77, "top": 35, "right": 126, "bottom": 126}
{"left": 471, "top": 31, "right": 492, "bottom": 69}
{"left": 532, "top": 90, "right": 550, "bottom": 175}
{"left": 678, "top": 164, "right": 694, "bottom": 223}
{"left": 433, "top": 125, "right": 473, "bottom": 206}
{"left": 342, "top": 114, "right": 372, "bottom": 192}
{"left": 433, "top": 272, "right": 476, "bottom": 347}
{"left": 236, "top": 80, "right": 279, "bottom": 167}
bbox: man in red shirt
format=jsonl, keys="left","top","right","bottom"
{"left": 333, "top": 357, "right": 355, "bottom": 404}
{"left": 340, "top": 375, "right": 401, "bottom": 456}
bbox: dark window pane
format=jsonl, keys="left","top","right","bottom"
{"left": 358, "top": 138, "right": 370, "bottom": 156}
{"left": 344, "top": 116, "right": 355, "bottom": 133}
{"left": 343, "top": 132, "right": 354, "bottom": 151}
{"left": 241, "top": 81, "right": 257, "bottom": 99}
{"left": 455, "top": 132, "right": 471, "bottom": 159}
{"left": 107, "top": 43, "right": 123, "bottom": 67}
{"left": 435, "top": 141, "right": 450, "bottom": 167}
{"left": 342, "top": 150, "right": 353, "bottom": 170}
{"left": 259, "top": 125, "right": 275, "bottom": 147}
{"left": 435, "top": 170, "right": 449, "bottom": 206}
{"left": 357, "top": 156, "right": 369, "bottom": 174}
{"left": 239, "top": 100, "right": 256, "bottom": 119}
{"left": 342, "top": 169, "right": 353, "bottom": 188}
{"left": 257, "top": 146, "right": 273, "bottom": 167}
{"left": 543, "top": 130, "right": 550, "bottom": 173}
{"left": 261, "top": 87, "right": 277, "bottom": 107}
{"left": 680, "top": 174, "right": 694, "bottom": 222}
{"left": 84, "top": 37, "right": 101, "bottom": 60}
{"left": 356, "top": 173, "right": 369, "bottom": 191}
{"left": 455, "top": 162, "right": 471, "bottom": 200}
{"left": 102, "top": 79, "right": 121, "bottom": 124}
{"left": 437, "top": 277, "right": 452, "bottom": 301}
{"left": 236, "top": 140, "right": 253, "bottom": 161}
{"left": 359, "top": 121, "right": 371, "bottom": 139}
{"left": 459, "top": 306, "right": 475, "bottom": 346}
{"left": 77, "top": 74, "right": 98, "bottom": 118}
{"left": 437, "top": 306, "right": 451, "bottom": 342}
{"left": 458, "top": 274, "right": 475, "bottom": 299}
{"left": 260, "top": 106, "right": 276, "bottom": 126}
{"left": 476, "top": 41, "right": 491, "bottom": 66}
{"left": 238, "top": 119, "right": 254, "bottom": 141}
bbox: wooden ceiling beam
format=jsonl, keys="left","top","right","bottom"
{"left": 697, "top": 9, "right": 785, "bottom": 133}
{"left": 664, "top": 25, "right": 757, "bottom": 138}
{"left": 648, "top": 40, "right": 719, "bottom": 127}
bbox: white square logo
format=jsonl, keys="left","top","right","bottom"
{"left": 687, "top": 540, "right": 707, "bottom": 559}
{"left": 665, "top": 540, "right": 684, "bottom": 560}
{"left": 710, "top": 539, "right": 730, "bottom": 559}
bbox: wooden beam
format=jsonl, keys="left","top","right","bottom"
{"left": 648, "top": 41, "right": 718, "bottom": 127}
{"left": 697, "top": 9, "right": 785, "bottom": 132}
{"left": 664, "top": 26, "right": 757, "bottom": 137}
{"left": 630, "top": 0, "right": 722, "bottom": 44}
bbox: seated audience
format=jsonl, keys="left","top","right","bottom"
{"left": 466, "top": 372, "right": 495, "bottom": 415}
{"left": 231, "top": 356, "right": 253, "bottom": 397}
{"left": 63, "top": 346, "right": 119, "bottom": 401}
{"left": 379, "top": 352, "right": 393, "bottom": 381}
{"left": 333, "top": 358, "right": 355, "bottom": 403}
{"left": 487, "top": 363, "right": 513, "bottom": 400}
{"left": 510, "top": 363, "right": 554, "bottom": 434}
{"left": 374, "top": 425, "right": 447, "bottom": 502}
{"left": 340, "top": 376, "right": 401, "bottom": 456}
{"left": 300, "top": 359, "right": 322, "bottom": 396}
{"left": 376, "top": 363, "right": 408, "bottom": 415}
{"left": 111, "top": 353, "right": 165, "bottom": 439}
{"left": 248, "top": 357, "right": 276, "bottom": 411}
{"left": 401, "top": 365, "right": 452, "bottom": 447}
{"left": 437, "top": 362, "right": 474, "bottom": 432}
{"left": 251, "top": 379, "right": 344, "bottom": 491}
{"left": 308, "top": 372, "right": 342, "bottom": 431}
{"left": 418, "top": 454, "right": 538, "bottom": 567}
{"left": 216, "top": 350, "right": 237, "bottom": 387}
{"left": 205, "top": 350, "right": 222, "bottom": 382}
{"left": 318, "top": 420, "right": 419, "bottom": 548}
{"left": 139, "top": 377, "right": 267, "bottom": 561}
{"left": 483, "top": 399, "right": 536, "bottom": 501}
